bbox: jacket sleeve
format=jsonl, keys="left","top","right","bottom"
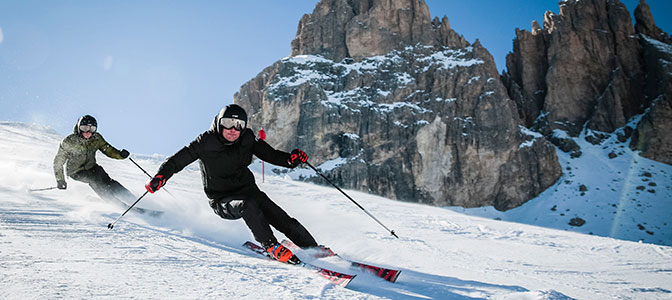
{"left": 155, "top": 136, "right": 202, "bottom": 181}
{"left": 252, "top": 138, "right": 293, "bottom": 168}
{"left": 53, "top": 140, "right": 69, "bottom": 182}
{"left": 97, "top": 134, "right": 125, "bottom": 159}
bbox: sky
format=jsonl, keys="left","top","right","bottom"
{"left": 1, "top": 0, "right": 670, "bottom": 155}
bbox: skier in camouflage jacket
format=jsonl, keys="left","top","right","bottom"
{"left": 53, "top": 115, "right": 134, "bottom": 204}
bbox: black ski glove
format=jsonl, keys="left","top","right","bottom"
{"left": 57, "top": 180, "right": 67, "bottom": 190}
{"left": 145, "top": 175, "right": 166, "bottom": 193}
{"left": 120, "top": 149, "right": 130, "bottom": 159}
{"left": 288, "top": 149, "right": 308, "bottom": 168}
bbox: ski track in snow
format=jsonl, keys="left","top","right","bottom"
{"left": 1, "top": 121, "right": 671, "bottom": 299}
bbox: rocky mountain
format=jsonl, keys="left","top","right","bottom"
{"left": 290, "top": 0, "right": 467, "bottom": 61}
{"left": 502, "top": 0, "right": 672, "bottom": 164}
{"left": 234, "top": 0, "right": 561, "bottom": 210}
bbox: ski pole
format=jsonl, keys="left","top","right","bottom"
{"left": 305, "top": 162, "right": 399, "bottom": 239}
{"left": 128, "top": 157, "right": 177, "bottom": 199}
{"left": 29, "top": 186, "right": 58, "bottom": 192}
{"left": 128, "top": 157, "right": 153, "bottom": 177}
{"left": 107, "top": 190, "right": 149, "bottom": 230}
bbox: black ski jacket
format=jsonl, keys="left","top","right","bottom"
{"left": 156, "top": 115, "right": 293, "bottom": 200}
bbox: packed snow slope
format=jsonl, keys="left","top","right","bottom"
{"left": 447, "top": 125, "right": 672, "bottom": 246}
{"left": 1, "top": 121, "right": 671, "bottom": 300}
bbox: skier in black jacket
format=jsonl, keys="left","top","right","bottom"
{"left": 145, "top": 104, "right": 329, "bottom": 263}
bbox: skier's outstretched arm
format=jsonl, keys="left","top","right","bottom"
{"left": 97, "top": 134, "right": 130, "bottom": 159}
{"left": 252, "top": 138, "right": 294, "bottom": 168}
{"left": 146, "top": 137, "right": 201, "bottom": 193}
{"left": 253, "top": 138, "right": 309, "bottom": 169}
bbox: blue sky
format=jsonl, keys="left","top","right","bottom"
{"left": 1, "top": 0, "right": 670, "bottom": 155}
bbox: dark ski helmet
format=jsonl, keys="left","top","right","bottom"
{"left": 217, "top": 104, "right": 247, "bottom": 132}
{"left": 222, "top": 104, "right": 247, "bottom": 122}
{"left": 75, "top": 115, "right": 98, "bottom": 135}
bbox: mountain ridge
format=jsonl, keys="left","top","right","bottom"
{"left": 236, "top": 0, "right": 670, "bottom": 212}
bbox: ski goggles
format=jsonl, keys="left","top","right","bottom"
{"left": 220, "top": 118, "right": 246, "bottom": 131}
{"left": 79, "top": 125, "right": 97, "bottom": 133}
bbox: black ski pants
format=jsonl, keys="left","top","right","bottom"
{"left": 216, "top": 190, "right": 318, "bottom": 248}
{"left": 70, "top": 164, "right": 136, "bottom": 204}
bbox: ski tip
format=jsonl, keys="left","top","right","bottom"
{"left": 311, "top": 265, "right": 357, "bottom": 287}
{"left": 336, "top": 275, "right": 356, "bottom": 288}
{"left": 390, "top": 271, "right": 401, "bottom": 283}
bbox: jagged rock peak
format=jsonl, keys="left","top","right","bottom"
{"left": 531, "top": 20, "right": 543, "bottom": 35}
{"left": 503, "top": 0, "right": 672, "bottom": 165}
{"left": 290, "top": 0, "right": 469, "bottom": 61}
{"left": 635, "top": 0, "right": 672, "bottom": 43}
{"left": 504, "top": 0, "right": 644, "bottom": 134}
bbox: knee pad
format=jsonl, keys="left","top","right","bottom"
{"left": 209, "top": 196, "right": 246, "bottom": 220}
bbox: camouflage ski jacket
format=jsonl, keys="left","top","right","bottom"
{"left": 53, "top": 128, "right": 125, "bottom": 182}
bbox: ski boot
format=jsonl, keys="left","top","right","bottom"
{"left": 264, "top": 241, "right": 300, "bottom": 264}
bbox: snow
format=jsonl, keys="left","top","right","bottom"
{"left": 396, "top": 72, "right": 415, "bottom": 85}
{"left": 343, "top": 133, "right": 360, "bottom": 140}
{"left": 2, "top": 121, "right": 672, "bottom": 299}
{"left": 452, "top": 126, "right": 672, "bottom": 246}
{"left": 283, "top": 55, "right": 333, "bottom": 65}
{"left": 642, "top": 35, "right": 672, "bottom": 55}
{"left": 520, "top": 126, "right": 544, "bottom": 139}
{"left": 468, "top": 76, "right": 481, "bottom": 84}
{"left": 270, "top": 46, "right": 482, "bottom": 113}
{"left": 376, "top": 89, "right": 391, "bottom": 97}
{"left": 276, "top": 68, "right": 324, "bottom": 87}
{"left": 279, "top": 53, "right": 404, "bottom": 82}
{"left": 454, "top": 116, "right": 475, "bottom": 129}
{"left": 322, "top": 88, "right": 432, "bottom": 115}
{"left": 314, "top": 157, "right": 348, "bottom": 172}
{"left": 418, "top": 47, "right": 484, "bottom": 72}
{"left": 375, "top": 102, "right": 431, "bottom": 114}
{"left": 519, "top": 126, "right": 544, "bottom": 149}
{"left": 552, "top": 129, "right": 571, "bottom": 139}
{"left": 640, "top": 36, "right": 672, "bottom": 76}
{"left": 324, "top": 88, "right": 369, "bottom": 110}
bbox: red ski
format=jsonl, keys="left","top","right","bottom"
{"left": 281, "top": 239, "right": 401, "bottom": 283}
{"left": 242, "top": 241, "right": 355, "bottom": 287}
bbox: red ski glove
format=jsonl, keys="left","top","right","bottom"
{"left": 145, "top": 175, "right": 166, "bottom": 193}
{"left": 288, "top": 149, "right": 308, "bottom": 167}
